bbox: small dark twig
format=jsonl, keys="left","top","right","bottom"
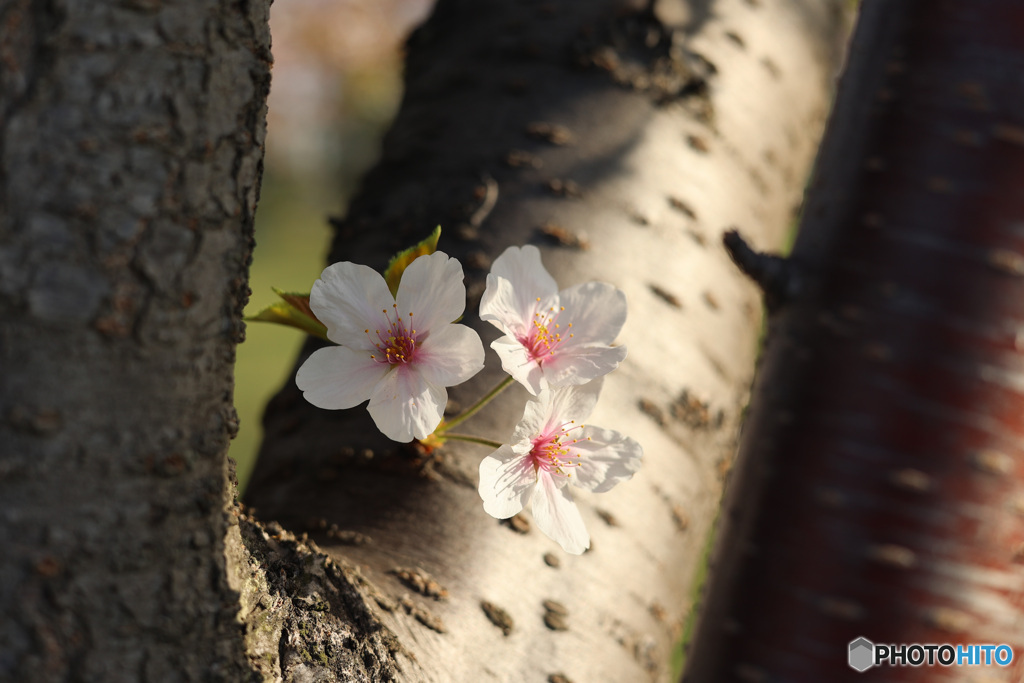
{"left": 722, "top": 229, "right": 800, "bottom": 311}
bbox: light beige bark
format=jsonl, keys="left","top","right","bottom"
{"left": 243, "top": 0, "right": 851, "bottom": 680}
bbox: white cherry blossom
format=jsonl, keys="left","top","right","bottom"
{"left": 478, "top": 381, "right": 643, "bottom": 554}
{"left": 479, "top": 245, "right": 627, "bottom": 395}
{"left": 296, "top": 252, "right": 484, "bottom": 442}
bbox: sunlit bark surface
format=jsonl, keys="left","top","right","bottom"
{"left": 245, "top": 0, "right": 849, "bottom": 679}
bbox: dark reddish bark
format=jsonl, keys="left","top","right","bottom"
{"left": 686, "top": 1, "right": 1024, "bottom": 681}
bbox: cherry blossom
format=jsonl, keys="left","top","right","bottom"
{"left": 296, "top": 252, "right": 484, "bottom": 442}
{"left": 477, "top": 381, "right": 643, "bottom": 554}
{"left": 479, "top": 245, "right": 627, "bottom": 395}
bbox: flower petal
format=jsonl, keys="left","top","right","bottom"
{"left": 295, "top": 346, "right": 388, "bottom": 410}
{"left": 541, "top": 344, "right": 627, "bottom": 387}
{"left": 395, "top": 252, "right": 466, "bottom": 334}
{"left": 557, "top": 281, "right": 627, "bottom": 345}
{"left": 573, "top": 428, "right": 643, "bottom": 493}
{"left": 310, "top": 262, "right": 394, "bottom": 347}
{"left": 509, "top": 399, "right": 545, "bottom": 447}
{"left": 531, "top": 470, "right": 590, "bottom": 554}
{"left": 367, "top": 365, "right": 445, "bottom": 442}
{"left": 491, "top": 335, "right": 546, "bottom": 395}
{"left": 416, "top": 324, "right": 485, "bottom": 387}
{"left": 480, "top": 245, "right": 558, "bottom": 335}
{"left": 478, "top": 275, "right": 539, "bottom": 339}
{"left": 492, "top": 245, "right": 559, "bottom": 296}
{"left": 534, "top": 381, "right": 603, "bottom": 432}
{"left": 478, "top": 445, "right": 536, "bottom": 519}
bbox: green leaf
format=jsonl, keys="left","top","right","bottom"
{"left": 246, "top": 289, "right": 329, "bottom": 340}
{"left": 272, "top": 289, "right": 320, "bottom": 321}
{"left": 383, "top": 226, "right": 442, "bottom": 297}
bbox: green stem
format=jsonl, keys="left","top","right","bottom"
{"left": 438, "top": 375, "right": 515, "bottom": 433}
{"left": 441, "top": 433, "right": 504, "bottom": 449}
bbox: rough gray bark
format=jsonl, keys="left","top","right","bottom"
{"left": 685, "top": 1, "right": 1024, "bottom": 680}
{"left": 0, "top": 0, "right": 270, "bottom": 679}
{"left": 244, "top": 0, "right": 850, "bottom": 680}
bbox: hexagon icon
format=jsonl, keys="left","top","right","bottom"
{"left": 849, "top": 637, "right": 875, "bottom": 672}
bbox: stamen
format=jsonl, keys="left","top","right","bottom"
{"left": 529, "top": 421, "right": 587, "bottom": 477}
{"left": 366, "top": 304, "right": 420, "bottom": 366}
{"left": 518, "top": 299, "right": 572, "bottom": 364}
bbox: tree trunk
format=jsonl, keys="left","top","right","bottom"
{"left": 244, "top": 0, "right": 849, "bottom": 680}
{"left": 0, "top": 0, "right": 270, "bottom": 679}
{"left": 685, "top": 1, "right": 1024, "bottom": 681}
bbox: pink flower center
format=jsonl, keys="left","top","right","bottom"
{"left": 529, "top": 421, "right": 588, "bottom": 478}
{"left": 519, "top": 299, "right": 573, "bottom": 364}
{"left": 366, "top": 305, "right": 419, "bottom": 366}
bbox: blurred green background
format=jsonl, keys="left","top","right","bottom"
{"left": 231, "top": 0, "right": 434, "bottom": 490}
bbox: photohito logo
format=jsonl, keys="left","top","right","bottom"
{"left": 849, "top": 638, "right": 874, "bottom": 672}
{"left": 848, "top": 637, "right": 1014, "bottom": 672}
